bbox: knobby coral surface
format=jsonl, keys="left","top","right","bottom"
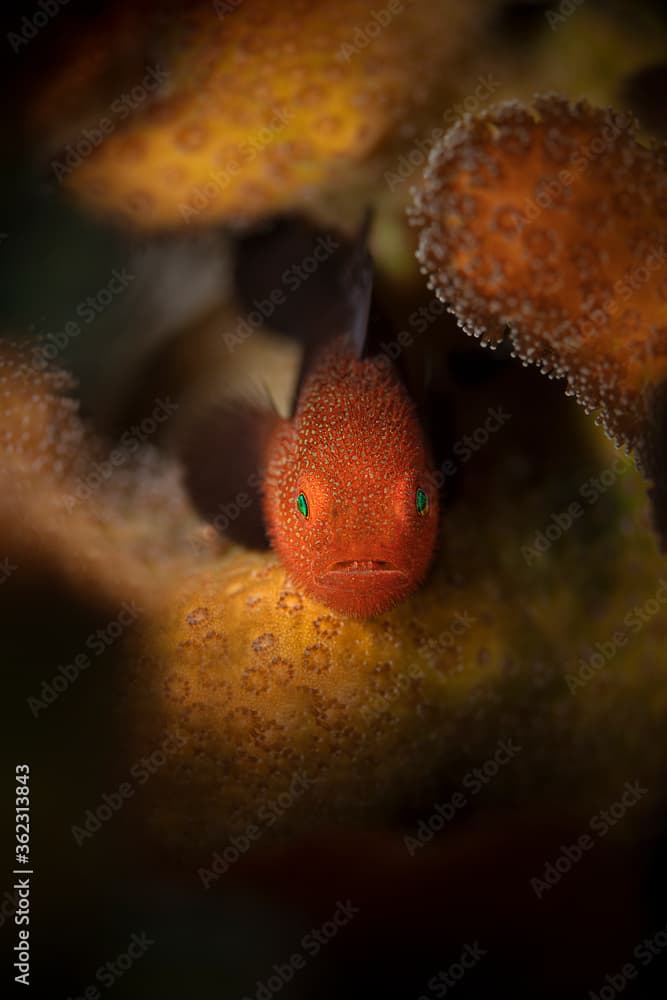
{"left": 4, "top": 6, "right": 667, "bottom": 997}
{"left": 5, "top": 4, "right": 667, "bottom": 895}
{"left": 3, "top": 338, "right": 666, "bottom": 864}
{"left": 410, "top": 95, "right": 667, "bottom": 476}
{"left": 42, "top": 0, "right": 487, "bottom": 229}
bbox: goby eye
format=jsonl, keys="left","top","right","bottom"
{"left": 296, "top": 492, "right": 309, "bottom": 518}
{"left": 416, "top": 488, "right": 429, "bottom": 516}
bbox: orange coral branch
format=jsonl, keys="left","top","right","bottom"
{"left": 410, "top": 95, "right": 667, "bottom": 468}
{"left": 51, "top": 0, "right": 480, "bottom": 228}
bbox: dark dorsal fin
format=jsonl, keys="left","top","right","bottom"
{"left": 233, "top": 211, "right": 375, "bottom": 414}
{"left": 340, "top": 208, "right": 374, "bottom": 361}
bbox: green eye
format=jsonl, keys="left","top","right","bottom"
{"left": 296, "top": 492, "right": 309, "bottom": 518}
{"left": 416, "top": 488, "right": 429, "bottom": 516}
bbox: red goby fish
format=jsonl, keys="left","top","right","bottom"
{"left": 183, "top": 214, "right": 439, "bottom": 617}
{"left": 261, "top": 336, "right": 439, "bottom": 616}
{"left": 257, "top": 213, "right": 439, "bottom": 617}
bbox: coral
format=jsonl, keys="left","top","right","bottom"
{"left": 0, "top": 342, "right": 203, "bottom": 612}
{"left": 117, "top": 379, "right": 667, "bottom": 860}
{"left": 121, "top": 542, "right": 510, "bottom": 855}
{"left": 8, "top": 68, "right": 667, "bottom": 868}
{"left": 49, "top": 0, "right": 484, "bottom": 229}
{"left": 1, "top": 316, "right": 666, "bottom": 892}
{"left": 0, "top": 343, "right": 83, "bottom": 480}
{"left": 410, "top": 95, "right": 667, "bottom": 458}
{"left": 3, "top": 342, "right": 666, "bottom": 863}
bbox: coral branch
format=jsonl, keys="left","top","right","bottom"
{"left": 410, "top": 95, "right": 667, "bottom": 506}
{"left": 49, "top": 0, "right": 481, "bottom": 228}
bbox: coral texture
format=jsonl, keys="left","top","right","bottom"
{"left": 410, "top": 95, "right": 667, "bottom": 456}
{"left": 2, "top": 328, "right": 667, "bottom": 864}
{"left": 52, "top": 0, "right": 482, "bottom": 228}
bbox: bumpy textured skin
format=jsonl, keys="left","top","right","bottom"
{"left": 410, "top": 95, "right": 667, "bottom": 455}
{"left": 261, "top": 339, "right": 439, "bottom": 616}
